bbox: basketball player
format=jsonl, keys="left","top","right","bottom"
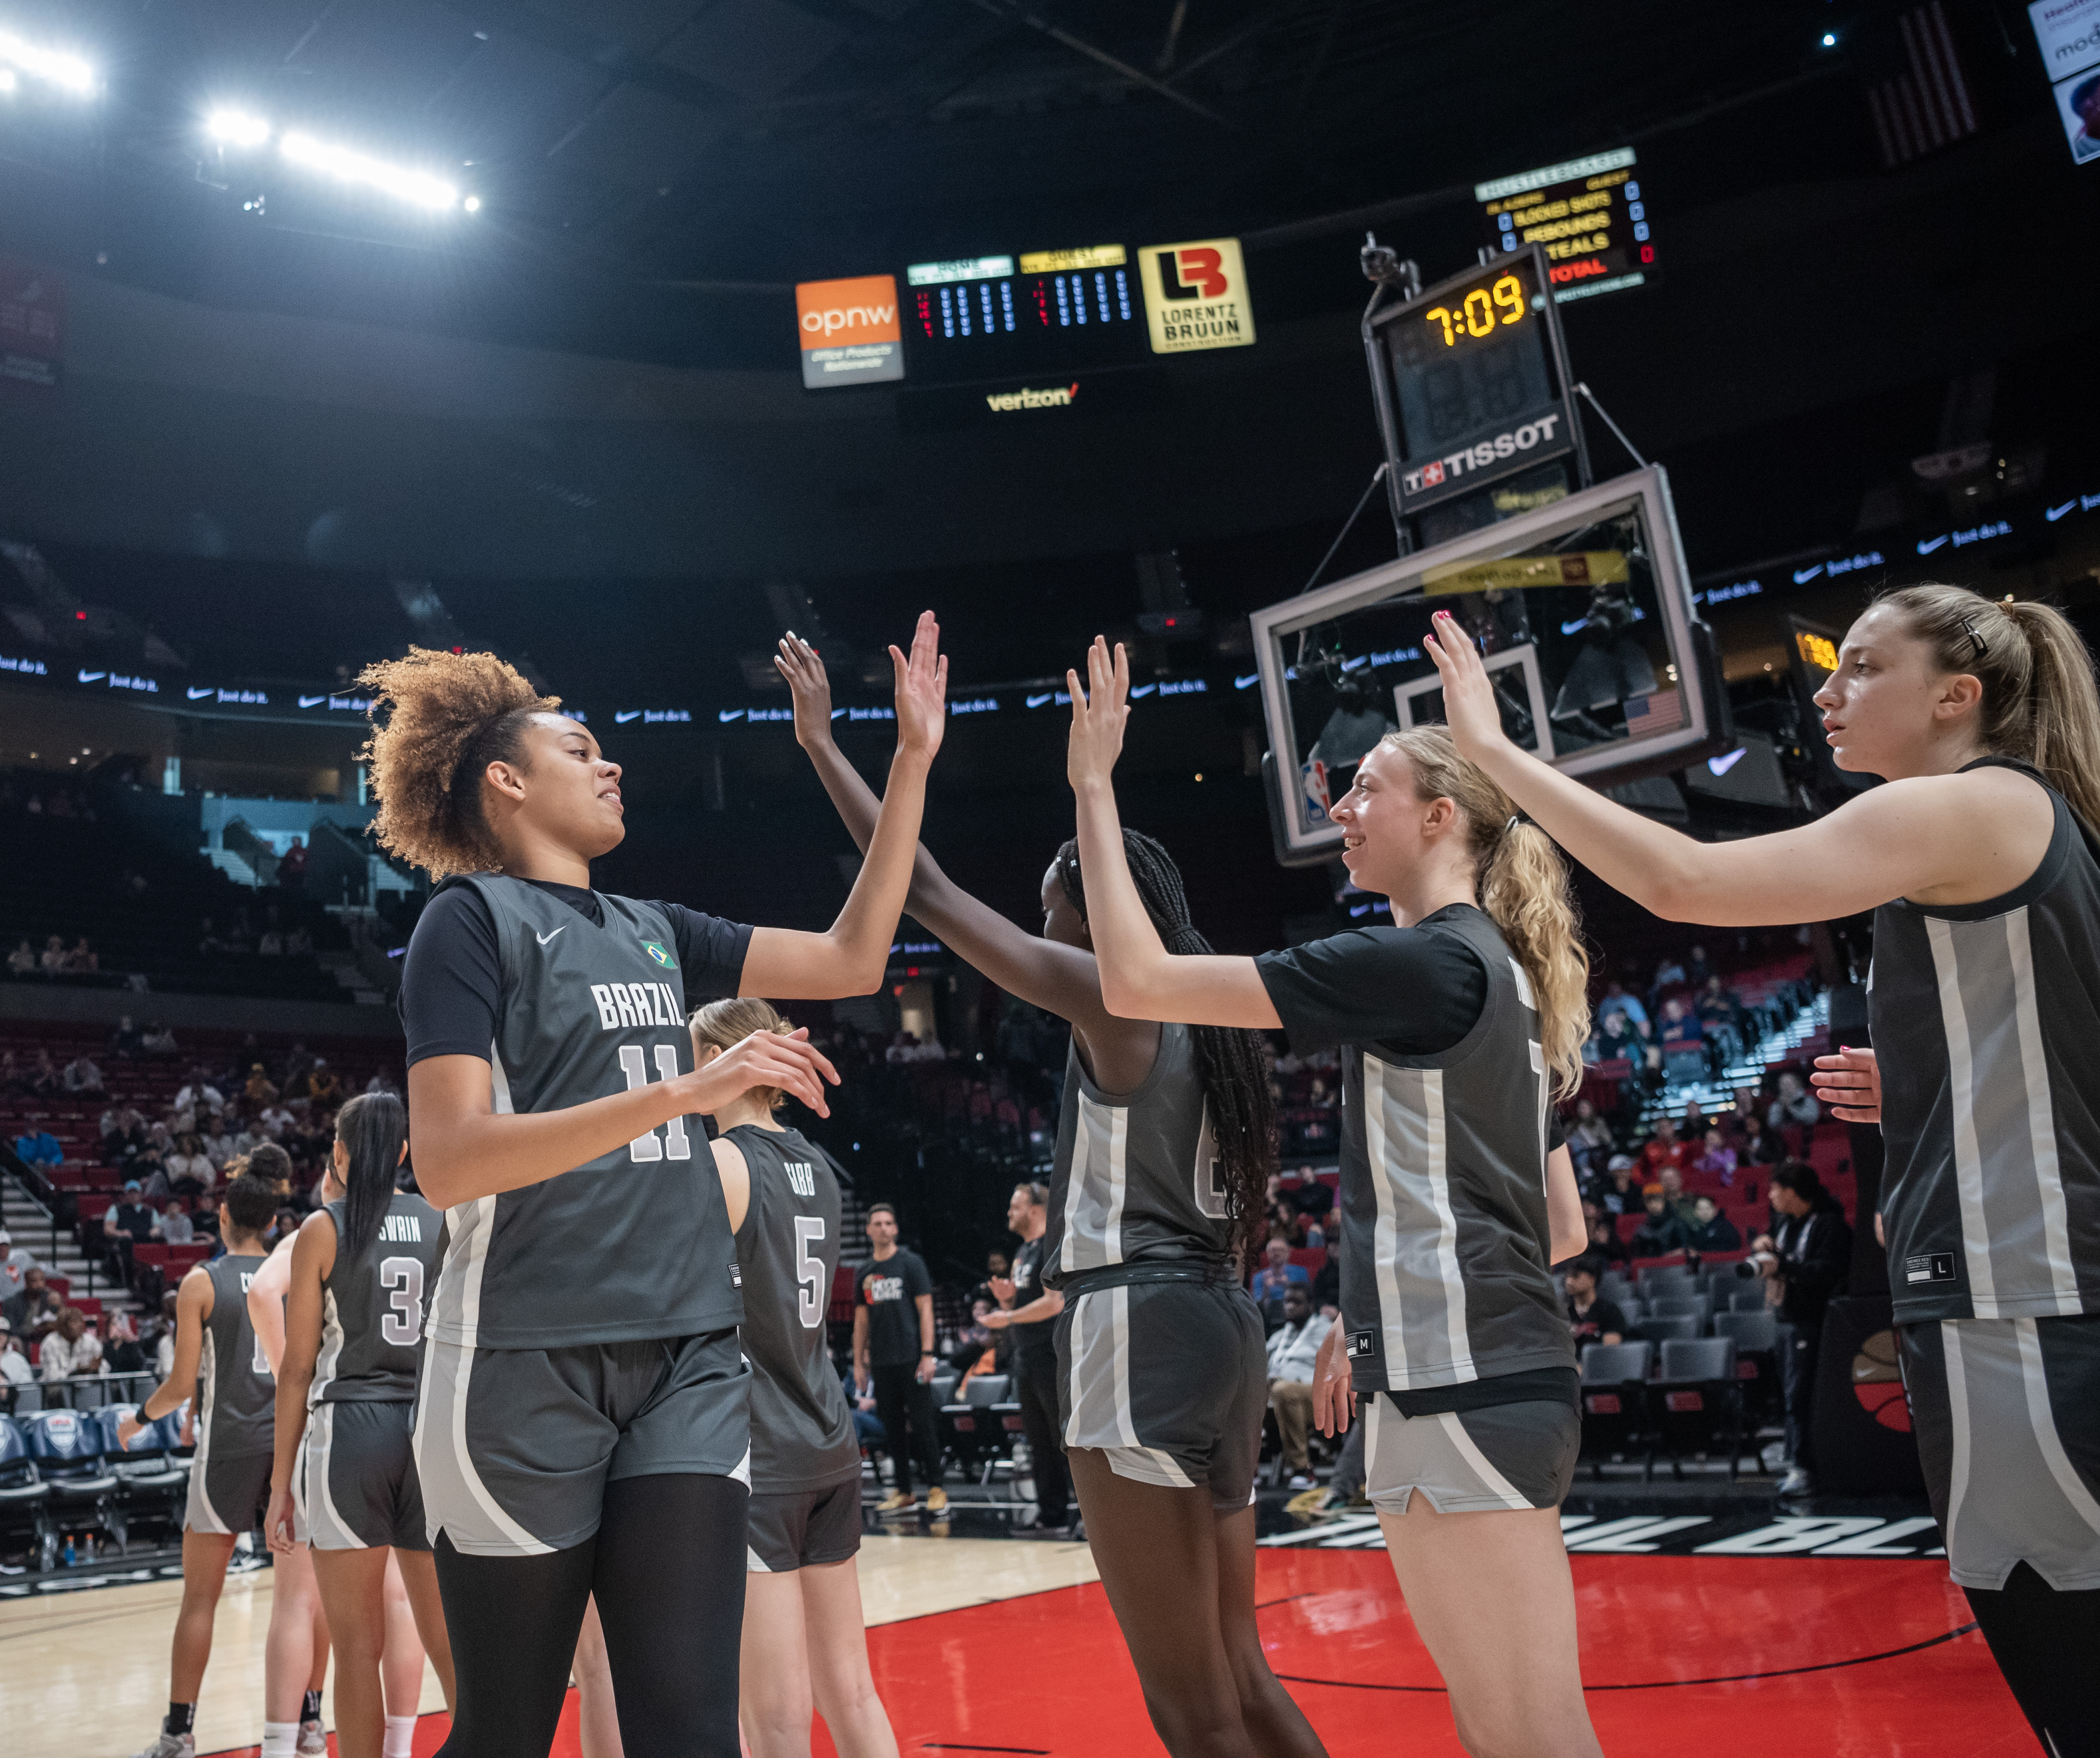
{"left": 691, "top": 997, "right": 898, "bottom": 1758}
{"left": 365, "top": 615, "right": 946, "bottom": 1758}
{"left": 118, "top": 1174, "right": 294, "bottom": 1758}
{"left": 1427, "top": 585, "right": 2100, "bottom": 1756}
{"left": 1064, "top": 638, "right": 1597, "bottom": 1758}
{"left": 260, "top": 1093, "right": 457, "bottom": 1758}
{"left": 778, "top": 633, "right": 1325, "bottom": 1758}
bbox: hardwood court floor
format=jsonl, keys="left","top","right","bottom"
{"left": 10, "top": 1537, "right": 2035, "bottom": 1757}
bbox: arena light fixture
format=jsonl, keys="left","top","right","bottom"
{"left": 207, "top": 108, "right": 270, "bottom": 148}
{"left": 279, "top": 129, "right": 459, "bottom": 211}
{"left": 0, "top": 26, "right": 96, "bottom": 94}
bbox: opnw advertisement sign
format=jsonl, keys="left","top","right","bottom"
{"left": 795, "top": 274, "right": 903, "bottom": 389}
{"left": 1137, "top": 238, "right": 1255, "bottom": 355}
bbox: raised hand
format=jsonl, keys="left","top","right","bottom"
{"left": 774, "top": 633, "right": 836, "bottom": 752}
{"left": 686, "top": 1027, "right": 841, "bottom": 1119}
{"left": 1066, "top": 635, "right": 1130, "bottom": 791}
{"left": 891, "top": 609, "right": 949, "bottom": 764}
{"left": 1811, "top": 1046, "right": 1880, "bottom": 1124}
{"left": 1423, "top": 608, "right": 1509, "bottom": 763}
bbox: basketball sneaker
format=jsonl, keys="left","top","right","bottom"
{"left": 877, "top": 1490, "right": 916, "bottom": 1515}
{"left": 925, "top": 1486, "right": 948, "bottom": 1514}
{"left": 298, "top": 1718, "right": 329, "bottom": 1755}
{"left": 130, "top": 1732, "right": 195, "bottom": 1758}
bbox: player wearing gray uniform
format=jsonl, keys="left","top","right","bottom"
{"left": 188, "top": 1250, "right": 277, "bottom": 1534}
{"left": 1044, "top": 1021, "right": 1268, "bottom": 1507}
{"left": 299, "top": 1190, "right": 444, "bottom": 1550}
{"left": 726, "top": 1122, "right": 863, "bottom": 1571}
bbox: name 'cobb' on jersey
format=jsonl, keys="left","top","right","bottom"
{"left": 424, "top": 877, "right": 743, "bottom": 1353}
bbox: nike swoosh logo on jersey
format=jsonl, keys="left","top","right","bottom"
{"left": 536, "top": 926, "right": 566, "bottom": 945}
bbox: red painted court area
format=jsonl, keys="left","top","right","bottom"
{"left": 222, "top": 1551, "right": 2033, "bottom": 1758}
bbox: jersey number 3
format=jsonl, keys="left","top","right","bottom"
{"left": 794, "top": 1217, "right": 826, "bottom": 1331}
{"left": 617, "top": 1044, "right": 694, "bottom": 1164}
{"left": 379, "top": 1258, "right": 426, "bottom": 1347}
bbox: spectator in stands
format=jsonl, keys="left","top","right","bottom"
{"left": 1595, "top": 1153, "right": 1641, "bottom": 1216}
{"left": 108, "top": 1014, "right": 142, "bottom": 1058}
{"left": 12, "top": 1122, "right": 62, "bottom": 1167}
{"left": 1754, "top": 1163, "right": 1852, "bottom": 1497}
{"left": 1596, "top": 979, "right": 1648, "bottom": 1035}
{"left": 278, "top": 836, "right": 309, "bottom": 897}
{"left": 1680, "top": 1097, "right": 1709, "bottom": 1137}
{"left": 362, "top": 1068, "right": 400, "bottom": 1098}
{"left": 39, "top": 1307, "right": 101, "bottom": 1381}
{"left": 257, "top": 1100, "right": 294, "bottom": 1140}
{"left": 1249, "top": 1236, "right": 1308, "bottom": 1324}
{"left": 1630, "top": 1188, "right": 1689, "bottom": 1257}
{"left": 105, "top": 1178, "right": 160, "bottom": 1277}
{"left": 1738, "top": 1109, "right": 1783, "bottom": 1167}
{"left": 1657, "top": 996, "right": 1705, "bottom": 1083}
{"left": 1581, "top": 1202, "right": 1629, "bottom": 1266}
{"left": 0, "top": 1318, "right": 32, "bottom": 1395}
{"left": 1695, "top": 976, "right": 1746, "bottom": 1071}
{"left": 1652, "top": 952, "right": 1686, "bottom": 993}
{"left": 62, "top": 936, "right": 98, "bottom": 974}
{"left": 151, "top": 1293, "right": 180, "bottom": 1378}
{"left": 174, "top": 1070, "right": 223, "bottom": 1119}
{"left": 4, "top": 938, "right": 33, "bottom": 977}
{"left": 305, "top": 1059, "right": 341, "bottom": 1107}
{"left": 1683, "top": 1195, "right": 1742, "bottom": 1255}
{"left": 165, "top": 1134, "right": 215, "bottom": 1199}
{"left": 1566, "top": 1099, "right": 1614, "bottom": 1169}
{"left": 25, "top": 1047, "right": 57, "bottom": 1094}
{"left": 4, "top": 1265, "right": 63, "bottom": 1338}
{"left": 158, "top": 1199, "right": 196, "bottom": 1246}
{"left": 1685, "top": 945, "right": 1712, "bottom": 990}
{"left": 256, "top": 922, "right": 285, "bottom": 956}
{"left": 140, "top": 1021, "right": 177, "bottom": 1056}
{"left": 1638, "top": 1117, "right": 1687, "bottom": 1182}
{"left": 1562, "top": 1256, "right": 1628, "bottom": 1350}
{"left": 61, "top": 1050, "right": 104, "bottom": 1094}
{"left": 1692, "top": 1128, "right": 1738, "bottom": 1186}
{"left": 1265, "top": 1284, "right": 1331, "bottom": 1491}
{"left": 1312, "top": 1227, "right": 1342, "bottom": 1315}
{"left": 0, "top": 1227, "right": 35, "bottom": 1303}
{"left": 1767, "top": 1071, "right": 1820, "bottom": 1153}
{"left": 104, "top": 1310, "right": 148, "bottom": 1374}
{"left": 243, "top": 1062, "right": 279, "bottom": 1105}
{"left": 1656, "top": 1164, "right": 1697, "bottom": 1226}
{"left": 101, "top": 1104, "right": 146, "bottom": 1165}
{"left": 38, "top": 934, "right": 66, "bottom": 976}
{"left": 1591, "top": 1007, "right": 1641, "bottom": 1071}
{"left": 0, "top": 1050, "right": 18, "bottom": 1089}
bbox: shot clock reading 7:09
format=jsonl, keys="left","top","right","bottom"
{"left": 1423, "top": 272, "right": 1528, "bottom": 346}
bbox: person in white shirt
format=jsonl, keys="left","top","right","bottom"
{"left": 40, "top": 1308, "right": 104, "bottom": 1382}
{"left": 159, "top": 1202, "right": 196, "bottom": 1246}
{"left": 1265, "top": 1284, "right": 1334, "bottom": 1491}
{"left": 63, "top": 1054, "right": 105, "bottom": 1094}
{"left": 0, "top": 1319, "right": 34, "bottom": 1388}
{"left": 175, "top": 1078, "right": 224, "bottom": 1118}
{"left": 0, "top": 1228, "right": 35, "bottom": 1303}
{"left": 258, "top": 1104, "right": 294, "bottom": 1140}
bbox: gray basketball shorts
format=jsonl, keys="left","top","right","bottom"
{"left": 1056, "top": 1278, "right": 1266, "bottom": 1511}
{"left": 1900, "top": 1313, "right": 2100, "bottom": 1591}
{"left": 747, "top": 1475, "right": 863, "bottom": 1574}
{"left": 414, "top": 1328, "right": 751, "bottom": 1557}
{"left": 184, "top": 1441, "right": 273, "bottom": 1537}
{"left": 297, "top": 1401, "right": 428, "bottom": 1552}
{"left": 1364, "top": 1395, "right": 1580, "bottom": 1516}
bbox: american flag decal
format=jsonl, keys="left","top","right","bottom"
{"left": 1624, "top": 688, "right": 1683, "bottom": 735}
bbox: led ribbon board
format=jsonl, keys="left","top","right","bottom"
{"left": 1363, "top": 243, "right": 1580, "bottom": 519}
{"left": 1477, "top": 146, "right": 1655, "bottom": 302}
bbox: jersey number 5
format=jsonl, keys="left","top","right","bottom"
{"left": 794, "top": 1217, "right": 826, "bottom": 1330}
{"left": 617, "top": 1044, "right": 694, "bottom": 1164}
{"left": 379, "top": 1258, "right": 426, "bottom": 1346}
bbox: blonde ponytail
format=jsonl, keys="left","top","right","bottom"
{"left": 689, "top": 996, "right": 794, "bottom": 1111}
{"left": 1878, "top": 584, "right": 2100, "bottom": 835}
{"left": 1377, "top": 728, "right": 1592, "bottom": 1098}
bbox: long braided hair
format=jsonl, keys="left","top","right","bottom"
{"left": 1055, "top": 830, "right": 1277, "bottom": 1271}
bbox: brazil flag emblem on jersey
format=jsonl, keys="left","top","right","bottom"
{"left": 641, "top": 940, "right": 677, "bottom": 970}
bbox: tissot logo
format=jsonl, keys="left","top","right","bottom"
{"left": 985, "top": 383, "right": 1079, "bottom": 411}
{"left": 1401, "top": 413, "right": 1563, "bottom": 495}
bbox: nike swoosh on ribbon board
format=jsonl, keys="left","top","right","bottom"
{"left": 1129, "top": 684, "right": 1157, "bottom": 698}
{"left": 1235, "top": 673, "right": 1260, "bottom": 689}
{"left": 299, "top": 694, "right": 327, "bottom": 707}
{"left": 78, "top": 671, "right": 106, "bottom": 683}
{"left": 2046, "top": 500, "right": 2076, "bottom": 522}
{"left": 1791, "top": 565, "right": 1823, "bottom": 584}
{"left": 1026, "top": 693, "right": 1054, "bottom": 708}
{"left": 536, "top": 926, "right": 566, "bottom": 945}
{"left": 188, "top": 686, "right": 213, "bottom": 699}
{"left": 1915, "top": 535, "right": 1950, "bottom": 554}
{"left": 615, "top": 711, "right": 641, "bottom": 724}
{"left": 718, "top": 710, "right": 745, "bottom": 723}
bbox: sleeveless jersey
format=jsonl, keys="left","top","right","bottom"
{"left": 312, "top": 1192, "right": 444, "bottom": 1404}
{"left": 1329, "top": 907, "right": 1574, "bottom": 1395}
{"left": 1870, "top": 760, "right": 2100, "bottom": 1323}
{"left": 422, "top": 876, "right": 742, "bottom": 1351}
{"left": 1041, "top": 1021, "right": 1233, "bottom": 1292}
{"left": 726, "top": 1123, "right": 860, "bottom": 1493}
{"left": 196, "top": 1252, "right": 274, "bottom": 1457}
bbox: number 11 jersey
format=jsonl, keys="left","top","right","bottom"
{"left": 313, "top": 1191, "right": 444, "bottom": 1404}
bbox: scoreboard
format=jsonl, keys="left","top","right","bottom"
{"left": 901, "top": 247, "right": 1151, "bottom": 384}
{"left": 1476, "top": 146, "right": 1655, "bottom": 303}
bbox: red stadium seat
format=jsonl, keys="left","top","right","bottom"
{"left": 1288, "top": 1247, "right": 1327, "bottom": 1273}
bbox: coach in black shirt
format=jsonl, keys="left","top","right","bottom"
{"left": 852, "top": 1204, "right": 947, "bottom": 1515}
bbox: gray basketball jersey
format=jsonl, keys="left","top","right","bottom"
{"left": 1041, "top": 1021, "right": 1233, "bottom": 1291}
{"left": 1331, "top": 907, "right": 1575, "bottom": 1394}
{"left": 313, "top": 1193, "right": 444, "bottom": 1404}
{"left": 423, "top": 876, "right": 742, "bottom": 1351}
{"left": 1871, "top": 760, "right": 2100, "bottom": 1324}
{"left": 197, "top": 1252, "right": 274, "bottom": 1458}
{"left": 726, "top": 1124, "right": 859, "bottom": 1492}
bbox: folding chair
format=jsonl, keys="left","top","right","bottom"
{"left": 1577, "top": 1341, "right": 1652, "bottom": 1479}
{"left": 1653, "top": 1338, "right": 1744, "bottom": 1480}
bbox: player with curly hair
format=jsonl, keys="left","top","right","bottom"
{"left": 370, "top": 616, "right": 948, "bottom": 1758}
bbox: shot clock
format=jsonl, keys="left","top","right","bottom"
{"left": 1362, "top": 242, "right": 1585, "bottom": 524}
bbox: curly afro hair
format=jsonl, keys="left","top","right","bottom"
{"left": 358, "top": 648, "right": 563, "bottom": 879}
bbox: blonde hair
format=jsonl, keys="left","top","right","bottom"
{"left": 1376, "top": 726, "right": 1592, "bottom": 1098}
{"left": 1873, "top": 584, "right": 2100, "bottom": 834}
{"left": 688, "top": 997, "right": 794, "bottom": 1111}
